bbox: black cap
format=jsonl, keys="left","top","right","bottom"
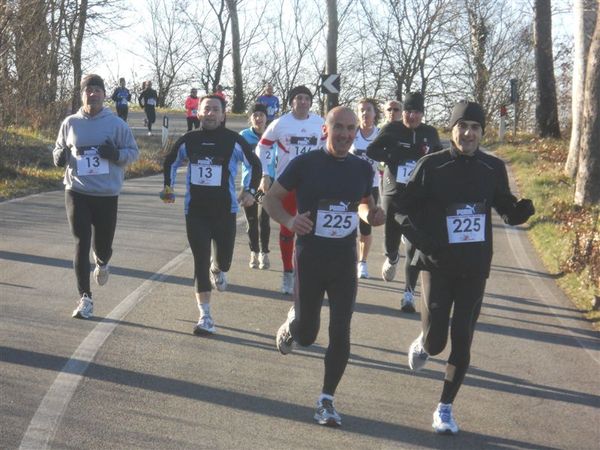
{"left": 251, "top": 103, "right": 268, "bottom": 115}
{"left": 403, "top": 92, "right": 424, "bottom": 112}
{"left": 80, "top": 74, "right": 105, "bottom": 93}
{"left": 449, "top": 100, "right": 486, "bottom": 132}
{"left": 288, "top": 85, "right": 313, "bottom": 105}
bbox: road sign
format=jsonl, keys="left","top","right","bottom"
{"left": 320, "top": 74, "right": 340, "bottom": 95}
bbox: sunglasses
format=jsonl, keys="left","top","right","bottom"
{"left": 387, "top": 107, "right": 400, "bottom": 112}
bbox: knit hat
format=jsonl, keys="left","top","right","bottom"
{"left": 449, "top": 100, "right": 486, "bottom": 132}
{"left": 288, "top": 85, "right": 313, "bottom": 105}
{"left": 80, "top": 74, "right": 105, "bottom": 93}
{"left": 251, "top": 103, "right": 268, "bottom": 115}
{"left": 403, "top": 92, "right": 424, "bottom": 112}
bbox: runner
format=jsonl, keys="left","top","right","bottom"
{"left": 367, "top": 91, "right": 443, "bottom": 312}
{"left": 160, "top": 95, "right": 261, "bottom": 335}
{"left": 240, "top": 103, "right": 273, "bottom": 269}
{"left": 383, "top": 99, "right": 402, "bottom": 123}
{"left": 185, "top": 88, "right": 200, "bottom": 131}
{"left": 263, "top": 106, "right": 385, "bottom": 427}
{"left": 349, "top": 98, "right": 381, "bottom": 279}
{"left": 138, "top": 81, "right": 158, "bottom": 136}
{"left": 396, "top": 100, "right": 535, "bottom": 434}
{"left": 52, "top": 74, "right": 139, "bottom": 319}
{"left": 110, "top": 77, "right": 131, "bottom": 122}
{"left": 256, "top": 85, "right": 324, "bottom": 294}
{"left": 256, "top": 82, "right": 280, "bottom": 125}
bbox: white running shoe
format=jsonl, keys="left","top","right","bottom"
{"left": 314, "top": 398, "right": 342, "bottom": 427}
{"left": 408, "top": 333, "right": 429, "bottom": 371}
{"left": 193, "top": 314, "right": 216, "bottom": 335}
{"left": 249, "top": 251, "right": 259, "bottom": 269}
{"left": 357, "top": 261, "right": 369, "bottom": 279}
{"left": 432, "top": 403, "right": 459, "bottom": 435}
{"left": 281, "top": 272, "right": 294, "bottom": 294}
{"left": 381, "top": 255, "right": 399, "bottom": 281}
{"left": 147, "top": 131, "right": 152, "bottom": 136}
{"left": 401, "top": 290, "right": 416, "bottom": 313}
{"left": 72, "top": 294, "right": 93, "bottom": 319}
{"left": 210, "top": 268, "right": 228, "bottom": 292}
{"left": 93, "top": 263, "right": 109, "bottom": 286}
{"left": 275, "top": 306, "right": 295, "bottom": 354}
{"left": 258, "top": 252, "right": 270, "bottom": 270}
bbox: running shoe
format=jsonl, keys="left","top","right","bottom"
{"left": 72, "top": 294, "right": 93, "bottom": 319}
{"left": 357, "top": 261, "right": 369, "bottom": 279}
{"left": 432, "top": 403, "right": 459, "bottom": 435}
{"left": 401, "top": 290, "right": 416, "bottom": 313}
{"left": 381, "top": 255, "right": 399, "bottom": 281}
{"left": 210, "top": 268, "right": 228, "bottom": 292}
{"left": 93, "top": 263, "right": 110, "bottom": 286}
{"left": 276, "top": 306, "right": 295, "bottom": 354}
{"left": 408, "top": 333, "right": 429, "bottom": 371}
{"left": 193, "top": 315, "right": 216, "bottom": 335}
{"left": 147, "top": 131, "right": 152, "bottom": 136}
{"left": 281, "top": 271, "right": 294, "bottom": 294}
{"left": 249, "top": 251, "right": 259, "bottom": 269}
{"left": 258, "top": 252, "right": 270, "bottom": 270}
{"left": 314, "top": 398, "right": 342, "bottom": 427}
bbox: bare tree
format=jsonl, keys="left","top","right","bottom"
{"left": 325, "top": 0, "right": 339, "bottom": 112}
{"left": 565, "top": 0, "right": 598, "bottom": 177}
{"left": 574, "top": 7, "right": 600, "bottom": 206}
{"left": 534, "top": 0, "right": 561, "bottom": 137}
{"left": 226, "top": 0, "right": 244, "bottom": 112}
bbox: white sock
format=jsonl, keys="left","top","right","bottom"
{"left": 318, "top": 393, "right": 334, "bottom": 404}
{"left": 199, "top": 303, "right": 210, "bottom": 316}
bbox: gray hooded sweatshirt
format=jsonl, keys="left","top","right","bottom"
{"left": 53, "top": 107, "right": 139, "bottom": 196}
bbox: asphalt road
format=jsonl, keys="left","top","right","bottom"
{"left": 1, "top": 118, "right": 599, "bottom": 449}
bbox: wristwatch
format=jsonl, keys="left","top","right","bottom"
{"left": 245, "top": 188, "right": 256, "bottom": 195}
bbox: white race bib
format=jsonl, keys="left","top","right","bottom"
{"left": 190, "top": 159, "right": 222, "bottom": 186}
{"left": 446, "top": 203, "right": 486, "bottom": 244}
{"left": 396, "top": 160, "right": 416, "bottom": 184}
{"left": 76, "top": 148, "right": 109, "bottom": 176}
{"left": 146, "top": 98, "right": 156, "bottom": 106}
{"left": 314, "top": 200, "right": 359, "bottom": 239}
{"left": 191, "top": 109, "right": 198, "bottom": 116}
{"left": 263, "top": 148, "right": 274, "bottom": 164}
{"left": 290, "top": 135, "right": 318, "bottom": 159}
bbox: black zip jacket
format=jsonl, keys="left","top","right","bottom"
{"left": 366, "top": 121, "right": 442, "bottom": 197}
{"left": 394, "top": 147, "right": 534, "bottom": 278}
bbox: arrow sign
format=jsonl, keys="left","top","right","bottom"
{"left": 320, "top": 74, "right": 340, "bottom": 94}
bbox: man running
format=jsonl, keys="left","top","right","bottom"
{"left": 263, "top": 106, "right": 385, "bottom": 427}
{"left": 110, "top": 77, "right": 131, "bottom": 122}
{"left": 367, "top": 91, "right": 443, "bottom": 312}
{"left": 53, "top": 74, "right": 139, "bottom": 319}
{"left": 138, "top": 81, "right": 158, "bottom": 136}
{"left": 161, "top": 95, "right": 261, "bottom": 335}
{"left": 396, "top": 100, "right": 535, "bottom": 434}
{"left": 257, "top": 85, "right": 324, "bottom": 294}
{"left": 383, "top": 99, "right": 402, "bottom": 123}
{"left": 256, "top": 82, "right": 281, "bottom": 125}
{"left": 184, "top": 88, "right": 200, "bottom": 131}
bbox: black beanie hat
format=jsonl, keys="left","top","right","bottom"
{"left": 288, "top": 85, "right": 313, "bottom": 105}
{"left": 80, "top": 74, "right": 105, "bottom": 93}
{"left": 449, "top": 100, "right": 486, "bottom": 132}
{"left": 251, "top": 103, "right": 268, "bottom": 115}
{"left": 403, "top": 92, "right": 424, "bottom": 112}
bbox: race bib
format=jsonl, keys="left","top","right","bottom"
{"left": 76, "top": 148, "right": 109, "bottom": 176}
{"left": 190, "top": 158, "right": 222, "bottom": 186}
{"left": 262, "top": 148, "right": 274, "bottom": 164}
{"left": 191, "top": 109, "right": 198, "bottom": 115}
{"left": 118, "top": 98, "right": 128, "bottom": 106}
{"left": 290, "top": 136, "right": 318, "bottom": 158}
{"left": 314, "top": 199, "right": 359, "bottom": 239}
{"left": 146, "top": 98, "right": 156, "bottom": 106}
{"left": 446, "top": 203, "right": 486, "bottom": 244}
{"left": 396, "top": 160, "right": 416, "bottom": 184}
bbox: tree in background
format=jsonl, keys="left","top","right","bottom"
{"left": 534, "top": 0, "right": 561, "bottom": 138}
{"left": 226, "top": 0, "right": 245, "bottom": 113}
{"left": 565, "top": 0, "right": 598, "bottom": 178}
{"left": 574, "top": 6, "right": 600, "bottom": 206}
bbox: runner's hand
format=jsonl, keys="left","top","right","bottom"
{"left": 367, "top": 206, "right": 386, "bottom": 226}
{"left": 286, "top": 211, "right": 313, "bottom": 235}
{"left": 259, "top": 175, "right": 271, "bottom": 193}
{"left": 98, "top": 143, "right": 120, "bottom": 161}
{"left": 238, "top": 191, "right": 255, "bottom": 208}
{"left": 160, "top": 186, "right": 175, "bottom": 204}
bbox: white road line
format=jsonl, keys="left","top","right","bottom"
{"left": 19, "top": 249, "right": 191, "bottom": 450}
{"left": 503, "top": 224, "right": 600, "bottom": 365}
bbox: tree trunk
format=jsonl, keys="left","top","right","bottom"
{"left": 326, "top": 0, "right": 338, "bottom": 113}
{"left": 226, "top": 0, "right": 244, "bottom": 113}
{"left": 565, "top": 0, "right": 598, "bottom": 178}
{"left": 70, "top": 0, "right": 88, "bottom": 113}
{"left": 534, "top": 0, "right": 561, "bottom": 138}
{"left": 575, "top": 8, "right": 600, "bottom": 206}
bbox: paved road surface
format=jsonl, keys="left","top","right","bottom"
{"left": 1, "top": 119, "right": 599, "bottom": 449}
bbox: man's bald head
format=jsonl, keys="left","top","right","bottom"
{"left": 323, "top": 106, "right": 358, "bottom": 158}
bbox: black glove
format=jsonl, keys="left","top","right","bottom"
{"left": 515, "top": 199, "right": 535, "bottom": 217}
{"left": 53, "top": 147, "right": 69, "bottom": 167}
{"left": 98, "top": 143, "right": 120, "bottom": 161}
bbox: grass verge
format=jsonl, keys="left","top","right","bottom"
{"left": 492, "top": 135, "right": 599, "bottom": 328}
